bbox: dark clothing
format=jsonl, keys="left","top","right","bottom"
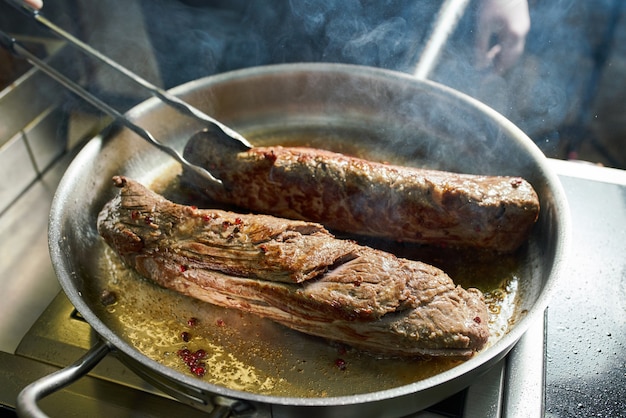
{"left": 141, "top": 0, "right": 440, "bottom": 88}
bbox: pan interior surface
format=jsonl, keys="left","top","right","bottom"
{"left": 49, "top": 64, "right": 566, "bottom": 405}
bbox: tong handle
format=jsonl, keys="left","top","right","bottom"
{"left": 4, "top": 0, "right": 252, "bottom": 150}
{"left": 0, "top": 31, "right": 223, "bottom": 185}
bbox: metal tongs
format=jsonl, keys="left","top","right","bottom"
{"left": 0, "top": 0, "right": 253, "bottom": 186}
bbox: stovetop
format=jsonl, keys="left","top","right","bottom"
{"left": 542, "top": 161, "right": 626, "bottom": 417}
{"left": 0, "top": 156, "right": 625, "bottom": 417}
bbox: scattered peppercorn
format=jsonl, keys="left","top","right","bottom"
{"left": 177, "top": 348, "right": 208, "bottom": 377}
{"left": 334, "top": 358, "right": 347, "bottom": 371}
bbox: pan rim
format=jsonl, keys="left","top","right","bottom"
{"left": 48, "top": 62, "right": 571, "bottom": 408}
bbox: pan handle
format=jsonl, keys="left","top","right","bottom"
{"left": 16, "top": 339, "right": 112, "bottom": 418}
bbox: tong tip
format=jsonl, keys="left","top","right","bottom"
{"left": 188, "top": 164, "right": 223, "bottom": 187}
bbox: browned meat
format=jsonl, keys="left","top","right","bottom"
{"left": 97, "top": 176, "right": 490, "bottom": 358}
{"left": 182, "top": 131, "right": 540, "bottom": 253}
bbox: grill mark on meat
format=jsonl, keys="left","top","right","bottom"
{"left": 97, "top": 176, "right": 490, "bottom": 358}
{"left": 182, "top": 133, "right": 539, "bottom": 252}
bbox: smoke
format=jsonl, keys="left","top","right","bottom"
{"left": 136, "top": 0, "right": 626, "bottom": 165}
{"left": 415, "top": 0, "right": 625, "bottom": 165}
{"left": 6, "top": 0, "right": 624, "bottom": 162}
{"left": 141, "top": 1, "right": 441, "bottom": 86}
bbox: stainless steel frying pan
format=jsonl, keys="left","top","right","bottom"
{"left": 19, "top": 63, "right": 569, "bottom": 417}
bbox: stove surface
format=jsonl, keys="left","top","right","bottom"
{"left": 542, "top": 162, "right": 626, "bottom": 417}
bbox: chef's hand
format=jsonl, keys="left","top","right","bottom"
{"left": 23, "top": 0, "right": 43, "bottom": 9}
{"left": 475, "top": 0, "right": 530, "bottom": 74}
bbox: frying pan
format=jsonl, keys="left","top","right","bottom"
{"left": 19, "top": 63, "right": 569, "bottom": 417}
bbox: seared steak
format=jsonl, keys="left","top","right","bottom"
{"left": 97, "top": 176, "right": 489, "bottom": 358}
{"left": 182, "top": 131, "right": 539, "bottom": 253}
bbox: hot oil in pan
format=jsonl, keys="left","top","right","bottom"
{"left": 97, "top": 245, "right": 481, "bottom": 397}
{"left": 95, "top": 244, "right": 520, "bottom": 398}
{"left": 91, "top": 130, "right": 527, "bottom": 398}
